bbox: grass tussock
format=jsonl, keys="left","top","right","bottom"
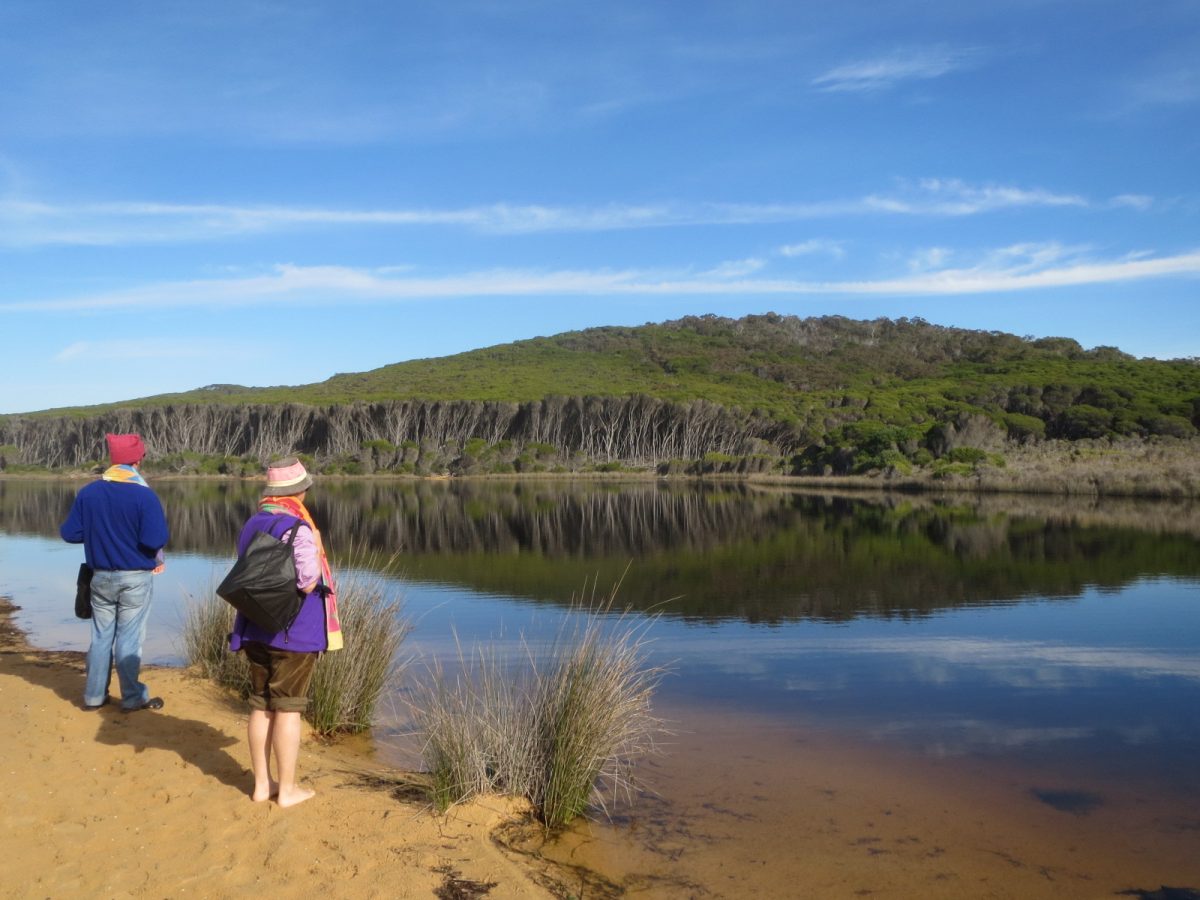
{"left": 181, "top": 554, "right": 410, "bottom": 737}
{"left": 308, "top": 563, "right": 410, "bottom": 735}
{"left": 411, "top": 589, "right": 667, "bottom": 828}
{"left": 181, "top": 581, "right": 250, "bottom": 695}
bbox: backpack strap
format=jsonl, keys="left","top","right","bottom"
{"left": 263, "top": 515, "right": 305, "bottom": 544}
{"left": 266, "top": 517, "right": 305, "bottom": 645}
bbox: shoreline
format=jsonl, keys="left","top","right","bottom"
{"left": 4, "top": 435, "right": 1199, "bottom": 500}
{"left": 0, "top": 595, "right": 560, "bottom": 899}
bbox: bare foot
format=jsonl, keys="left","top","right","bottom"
{"left": 251, "top": 780, "right": 279, "bottom": 803}
{"left": 276, "top": 785, "right": 316, "bottom": 808}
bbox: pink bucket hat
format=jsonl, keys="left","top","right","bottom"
{"left": 106, "top": 433, "right": 146, "bottom": 465}
{"left": 263, "top": 457, "right": 313, "bottom": 496}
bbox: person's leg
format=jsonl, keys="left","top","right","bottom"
{"left": 112, "top": 570, "right": 154, "bottom": 709}
{"left": 247, "top": 709, "right": 278, "bottom": 802}
{"left": 242, "top": 642, "right": 284, "bottom": 801}
{"left": 253, "top": 647, "right": 316, "bottom": 807}
{"left": 83, "top": 573, "right": 119, "bottom": 707}
{"left": 271, "top": 710, "right": 315, "bottom": 808}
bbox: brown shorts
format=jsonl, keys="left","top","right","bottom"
{"left": 243, "top": 641, "right": 317, "bottom": 712}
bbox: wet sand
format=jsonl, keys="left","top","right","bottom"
{"left": 506, "top": 707, "right": 1200, "bottom": 899}
{"left": 0, "top": 598, "right": 552, "bottom": 899}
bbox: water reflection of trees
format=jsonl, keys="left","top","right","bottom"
{"left": 3, "top": 478, "right": 1198, "bottom": 623}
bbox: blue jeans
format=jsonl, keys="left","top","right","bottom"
{"left": 85, "top": 570, "right": 154, "bottom": 709}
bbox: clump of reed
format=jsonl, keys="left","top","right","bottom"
{"left": 417, "top": 646, "right": 526, "bottom": 811}
{"left": 180, "top": 555, "right": 410, "bottom": 737}
{"left": 307, "top": 563, "right": 410, "bottom": 735}
{"left": 181, "top": 581, "right": 250, "bottom": 695}
{"left": 410, "top": 592, "right": 667, "bottom": 828}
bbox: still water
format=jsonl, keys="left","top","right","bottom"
{"left": 2, "top": 477, "right": 1198, "bottom": 895}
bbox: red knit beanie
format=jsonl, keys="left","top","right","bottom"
{"left": 106, "top": 433, "right": 145, "bottom": 465}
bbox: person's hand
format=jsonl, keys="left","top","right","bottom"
{"left": 152, "top": 564, "right": 165, "bottom": 575}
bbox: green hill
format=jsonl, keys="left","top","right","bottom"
{"left": 3, "top": 313, "right": 1198, "bottom": 480}
{"left": 31, "top": 313, "right": 1200, "bottom": 419}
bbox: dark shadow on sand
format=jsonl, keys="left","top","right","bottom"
{"left": 2, "top": 634, "right": 246, "bottom": 793}
{"left": 1030, "top": 787, "right": 1104, "bottom": 816}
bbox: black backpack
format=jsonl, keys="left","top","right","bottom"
{"left": 217, "top": 520, "right": 305, "bottom": 634}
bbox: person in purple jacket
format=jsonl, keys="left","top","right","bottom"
{"left": 229, "top": 457, "right": 342, "bottom": 808}
{"left": 60, "top": 433, "right": 169, "bottom": 712}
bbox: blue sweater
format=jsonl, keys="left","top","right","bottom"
{"left": 60, "top": 480, "right": 169, "bottom": 571}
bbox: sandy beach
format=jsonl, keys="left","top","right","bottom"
{"left": 0, "top": 597, "right": 557, "bottom": 900}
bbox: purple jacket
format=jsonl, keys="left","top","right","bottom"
{"left": 228, "top": 511, "right": 327, "bottom": 653}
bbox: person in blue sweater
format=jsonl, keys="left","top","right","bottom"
{"left": 60, "top": 433, "right": 169, "bottom": 711}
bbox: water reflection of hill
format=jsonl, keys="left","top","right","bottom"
{"left": 3, "top": 477, "right": 1198, "bottom": 623}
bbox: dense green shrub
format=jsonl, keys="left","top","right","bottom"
{"left": 878, "top": 449, "right": 913, "bottom": 474}
{"left": 932, "top": 461, "right": 976, "bottom": 478}
{"left": 911, "top": 448, "right": 934, "bottom": 467}
{"left": 1057, "top": 405, "right": 1113, "bottom": 439}
{"left": 1004, "top": 412, "right": 1046, "bottom": 442}
{"left": 1142, "top": 415, "right": 1197, "bottom": 438}
{"left": 322, "top": 458, "right": 365, "bottom": 476}
{"left": 945, "top": 447, "right": 989, "bottom": 465}
{"left": 0, "top": 444, "right": 17, "bottom": 471}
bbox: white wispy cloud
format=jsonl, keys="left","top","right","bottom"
{"left": 906, "top": 246, "right": 952, "bottom": 273}
{"left": 1126, "top": 61, "right": 1200, "bottom": 108}
{"left": 0, "top": 198, "right": 685, "bottom": 244}
{"left": 870, "top": 718, "right": 1096, "bottom": 753}
{"left": 868, "top": 178, "right": 1087, "bottom": 215}
{"left": 0, "top": 199, "right": 599, "bottom": 244}
{"left": 972, "top": 241, "right": 1092, "bottom": 274}
{"left": 1108, "top": 194, "right": 1154, "bottom": 211}
{"left": 702, "top": 257, "right": 766, "bottom": 278}
{"left": 838, "top": 636, "right": 1200, "bottom": 682}
{"left": 661, "top": 633, "right": 1200, "bottom": 685}
{"left": 779, "top": 239, "right": 846, "bottom": 259}
{"left": 53, "top": 338, "right": 248, "bottom": 363}
{"left": 3, "top": 265, "right": 645, "bottom": 311}
{"left": 847, "top": 246, "right": 1200, "bottom": 295}
{"left": 0, "top": 178, "right": 1116, "bottom": 247}
{"left": 6, "top": 246, "right": 1199, "bottom": 313}
{"left": 811, "top": 47, "right": 974, "bottom": 93}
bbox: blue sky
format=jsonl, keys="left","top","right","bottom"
{"left": 2, "top": 0, "right": 1198, "bottom": 414}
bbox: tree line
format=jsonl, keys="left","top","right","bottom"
{"left": 0, "top": 396, "right": 796, "bottom": 472}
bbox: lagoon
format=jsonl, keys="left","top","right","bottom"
{"left": 2, "top": 477, "right": 1198, "bottom": 896}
